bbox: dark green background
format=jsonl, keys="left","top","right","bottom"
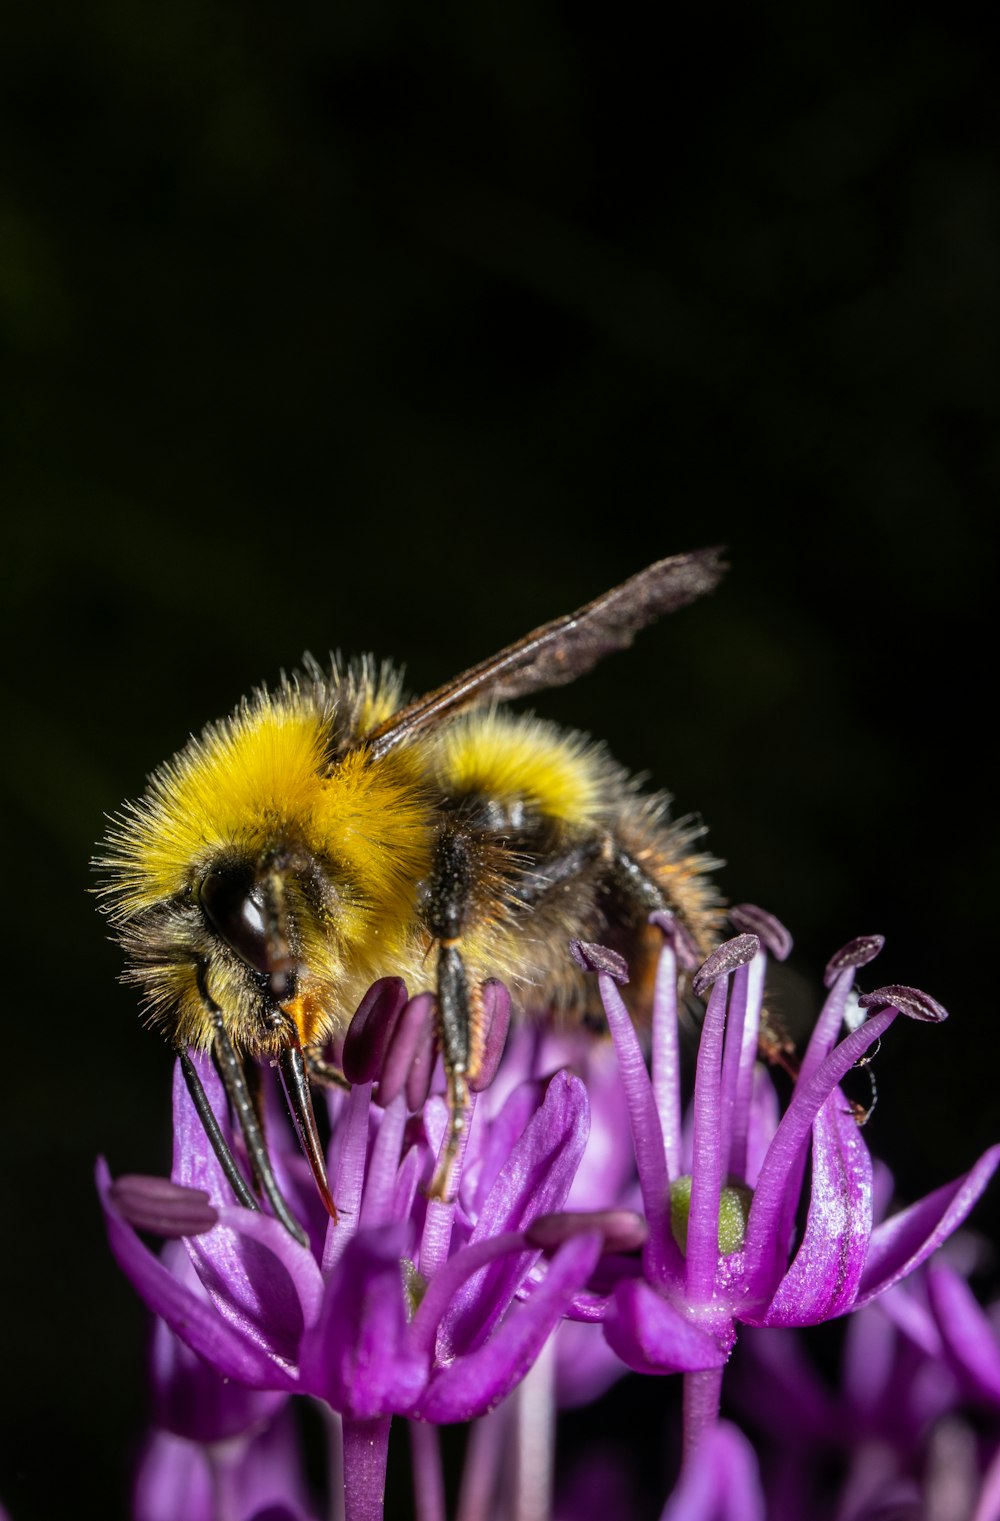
{"left": 2, "top": 2, "right": 997, "bottom": 1517}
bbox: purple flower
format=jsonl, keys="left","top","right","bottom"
{"left": 658, "top": 1419, "right": 766, "bottom": 1521}
{"left": 135, "top": 1402, "right": 319, "bottom": 1521}
{"left": 924, "top": 1259, "right": 1000, "bottom": 1521}
{"left": 99, "top": 986, "right": 600, "bottom": 1520}
{"left": 553, "top": 1419, "right": 767, "bottom": 1521}
{"left": 729, "top": 1216, "right": 1000, "bottom": 1521}
{"left": 927, "top": 1258, "right": 1000, "bottom": 1411}
{"left": 732, "top": 1270, "right": 959, "bottom": 1516}
{"left": 149, "top": 1240, "right": 289, "bottom": 1444}
{"left": 473, "top": 1020, "right": 642, "bottom": 1411}
{"left": 569, "top": 916, "right": 1000, "bottom": 1452}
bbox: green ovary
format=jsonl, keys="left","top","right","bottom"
{"left": 670, "top": 1175, "right": 753, "bottom": 1256}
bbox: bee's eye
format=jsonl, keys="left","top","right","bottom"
{"left": 200, "top": 870, "right": 271, "bottom": 975}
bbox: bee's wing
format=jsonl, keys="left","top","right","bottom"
{"left": 360, "top": 547, "right": 725, "bottom": 760}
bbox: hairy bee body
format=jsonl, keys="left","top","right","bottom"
{"left": 97, "top": 550, "right": 726, "bottom": 1219}
{"left": 100, "top": 655, "right": 720, "bottom": 1063}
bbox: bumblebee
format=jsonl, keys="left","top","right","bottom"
{"left": 97, "top": 550, "right": 724, "bottom": 1242}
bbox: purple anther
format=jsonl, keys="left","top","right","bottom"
{"left": 469, "top": 980, "right": 512, "bottom": 1093}
{"left": 109, "top": 1175, "right": 218, "bottom": 1238}
{"left": 648, "top": 910, "right": 702, "bottom": 970}
{"left": 570, "top": 940, "right": 629, "bottom": 982}
{"left": 526, "top": 1209, "right": 649, "bottom": 1255}
{"left": 858, "top": 984, "right": 949, "bottom": 1024}
{"left": 692, "top": 934, "right": 760, "bottom": 998}
{"left": 377, "top": 992, "right": 437, "bottom": 1108}
{"left": 729, "top": 905, "right": 793, "bottom": 962}
{"left": 341, "top": 977, "right": 409, "bottom": 1084}
{"left": 406, "top": 1008, "right": 440, "bottom": 1112}
{"left": 823, "top": 935, "right": 886, "bottom": 987}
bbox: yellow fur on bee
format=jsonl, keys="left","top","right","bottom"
{"left": 103, "top": 689, "right": 433, "bottom": 933}
{"left": 429, "top": 711, "right": 603, "bottom": 826}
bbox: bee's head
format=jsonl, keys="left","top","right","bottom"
{"left": 105, "top": 840, "right": 348, "bottom": 1058}
{"left": 97, "top": 682, "right": 430, "bottom": 1053}
{"left": 198, "top": 855, "right": 303, "bottom": 1006}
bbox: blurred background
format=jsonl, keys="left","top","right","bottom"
{"left": 2, "top": 0, "right": 997, "bottom": 1515}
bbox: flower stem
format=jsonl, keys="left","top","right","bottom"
{"left": 514, "top": 1331, "right": 555, "bottom": 1521}
{"left": 457, "top": 1407, "right": 510, "bottom": 1521}
{"left": 681, "top": 1366, "right": 724, "bottom": 1463}
{"left": 342, "top": 1415, "right": 392, "bottom": 1521}
{"left": 973, "top": 1442, "right": 1000, "bottom": 1521}
{"left": 208, "top": 1441, "right": 244, "bottom": 1521}
{"left": 320, "top": 1404, "right": 346, "bottom": 1521}
{"left": 409, "top": 1420, "right": 447, "bottom": 1521}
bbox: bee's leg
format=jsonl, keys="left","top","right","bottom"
{"left": 429, "top": 942, "right": 479, "bottom": 1199}
{"left": 606, "top": 845, "right": 669, "bottom": 914}
{"left": 243, "top": 1053, "right": 269, "bottom": 1132}
{"left": 192, "top": 969, "right": 310, "bottom": 1245}
{"left": 506, "top": 838, "right": 607, "bottom": 906}
{"left": 209, "top": 1018, "right": 310, "bottom": 1246}
{"left": 426, "top": 828, "right": 486, "bottom": 1199}
{"left": 178, "top": 1049, "right": 260, "bottom": 1213}
{"left": 274, "top": 1040, "right": 340, "bottom": 1224}
{"left": 305, "top": 1054, "right": 350, "bottom": 1091}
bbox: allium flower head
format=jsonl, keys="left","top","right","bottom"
{"left": 99, "top": 982, "right": 602, "bottom": 1517}
{"left": 99, "top": 919, "right": 1000, "bottom": 1519}
{"left": 568, "top": 912, "right": 1000, "bottom": 1446}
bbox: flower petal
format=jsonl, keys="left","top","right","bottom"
{"left": 299, "top": 1225, "right": 428, "bottom": 1418}
{"left": 855, "top": 1145, "right": 1000, "bottom": 1307}
{"left": 555, "top": 1317, "right": 630, "bottom": 1409}
{"left": 686, "top": 975, "right": 731, "bottom": 1301}
{"left": 592, "top": 958, "right": 677, "bottom": 1284}
{"left": 133, "top": 1430, "right": 214, "bottom": 1521}
{"left": 172, "top": 1051, "right": 239, "bottom": 1205}
{"left": 927, "top": 1263, "right": 1000, "bottom": 1405}
{"left": 324, "top": 1082, "right": 374, "bottom": 1274}
{"left": 603, "top": 1278, "right": 733, "bottom": 1375}
{"left": 151, "top": 1243, "right": 287, "bottom": 1441}
{"left": 440, "top": 1070, "right": 590, "bottom": 1357}
{"left": 465, "top": 1076, "right": 547, "bottom": 1216}
{"left": 135, "top": 1403, "right": 319, "bottom": 1521}
{"left": 742, "top": 1005, "right": 898, "bottom": 1302}
{"left": 185, "top": 1205, "right": 324, "bottom": 1364}
{"left": 172, "top": 1052, "right": 318, "bottom": 1234}
{"left": 98, "top": 1159, "right": 299, "bottom": 1390}
{"left": 743, "top": 1065, "right": 780, "bottom": 1188}
{"left": 755, "top": 1092, "right": 873, "bottom": 1326}
{"left": 414, "top": 1231, "right": 602, "bottom": 1422}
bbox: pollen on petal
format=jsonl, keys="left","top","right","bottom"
{"left": 692, "top": 934, "right": 760, "bottom": 997}
{"left": 824, "top": 934, "right": 885, "bottom": 986}
{"left": 858, "top": 984, "right": 948, "bottom": 1023}
{"left": 570, "top": 940, "right": 629, "bottom": 982}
